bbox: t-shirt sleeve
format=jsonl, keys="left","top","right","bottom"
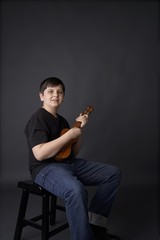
{"left": 25, "top": 117, "right": 49, "bottom": 148}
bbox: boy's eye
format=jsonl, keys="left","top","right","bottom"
{"left": 47, "top": 89, "right": 63, "bottom": 94}
{"left": 48, "top": 90, "right": 53, "bottom": 93}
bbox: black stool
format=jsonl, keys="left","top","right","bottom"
{"left": 14, "top": 180, "right": 69, "bottom": 240}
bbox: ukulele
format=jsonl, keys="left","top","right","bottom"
{"left": 54, "top": 106, "right": 93, "bottom": 161}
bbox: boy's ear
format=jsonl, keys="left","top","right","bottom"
{"left": 39, "top": 92, "right": 44, "bottom": 102}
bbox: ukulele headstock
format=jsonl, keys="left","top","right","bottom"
{"left": 83, "top": 106, "right": 93, "bottom": 116}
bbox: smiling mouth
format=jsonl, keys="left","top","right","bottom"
{"left": 51, "top": 100, "right": 59, "bottom": 104}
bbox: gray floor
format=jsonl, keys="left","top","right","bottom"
{"left": 0, "top": 181, "right": 159, "bottom": 240}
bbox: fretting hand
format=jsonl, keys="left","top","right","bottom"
{"left": 76, "top": 114, "right": 88, "bottom": 128}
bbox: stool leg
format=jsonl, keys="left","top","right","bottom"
{"left": 13, "top": 189, "right": 29, "bottom": 240}
{"left": 42, "top": 194, "right": 49, "bottom": 240}
{"left": 50, "top": 195, "right": 57, "bottom": 226}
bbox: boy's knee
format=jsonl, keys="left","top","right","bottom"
{"left": 107, "top": 165, "right": 121, "bottom": 184}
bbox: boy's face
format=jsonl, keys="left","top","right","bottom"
{"left": 39, "top": 84, "right": 64, "bottom": 110}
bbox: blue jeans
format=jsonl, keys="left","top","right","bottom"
{"left": 34, "top": 158, "right": 121, "bottom": 240}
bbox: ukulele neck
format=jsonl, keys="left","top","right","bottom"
{"left": 72, "top": 121, "right": 82, "bottom": 128}
{"left": 71, "top": 106, "right": 93, "bottom": 129}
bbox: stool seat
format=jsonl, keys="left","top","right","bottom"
{"left": 17, "top": 180, "right": 50, "bottom": 195}
{"left": 13, "top": 180, "right": 68, "bottom": 240}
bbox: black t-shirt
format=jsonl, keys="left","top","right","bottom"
{"left": 24, "top": 108, "right": 72, "bottom": 180}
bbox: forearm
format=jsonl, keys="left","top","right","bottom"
{"left": 72, "top": 114, "right": 88, "bottom": 156}
{"left": 72, "top": 134, "right": 82, "bottom": 156}
{"left": 32, "top": 131, "right": 73, "bottom": 161}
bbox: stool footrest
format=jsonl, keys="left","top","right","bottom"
{"left": 48, "top": 223, "right": 69, "bottom": 238}
{"left": 56, "top": 205, "right": 66, "bottom": 211}
{"left": 30, "top": 214, "right": 43, "bottom": 223}
{"left": 23, "top": 219, "right": 43, "bottom": 230}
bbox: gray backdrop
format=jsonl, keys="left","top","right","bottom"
{"left": 0, "top": 1, "right": 159, "bottom": 188}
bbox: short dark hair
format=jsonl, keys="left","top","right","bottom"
{"left": 40, "top": 77, "right": 65, "bottom": 94}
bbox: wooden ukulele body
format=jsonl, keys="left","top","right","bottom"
{"left": 54, "top": 106, "right": 93, "bottom": 161}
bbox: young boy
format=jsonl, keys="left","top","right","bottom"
{"left": 25, "top": 77, "right": 121, "bottom": 240}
